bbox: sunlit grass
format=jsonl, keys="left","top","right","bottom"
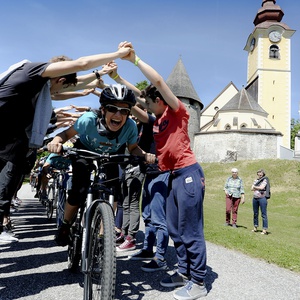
{"left": 202, "top": 159, "right": 300, "bottom": 273}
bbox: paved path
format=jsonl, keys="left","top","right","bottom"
{"left": 1, "top": 183, "right": 300, "bottom": 300}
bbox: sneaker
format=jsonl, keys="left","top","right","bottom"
{"left": 116, "top": 236, "right": 136, "bottom": 252}
{"left": 160, "top": 271, "right": 189, "bottom": 288}
{"left": 128, "top": 249, "right": 155, "bottom": 261}
{"left": 116, "top": 233, "right": 125, "bottom": 245}
{"left": 55, "top": 222, "right": 71, "bottom": 246}
{"left": 173, "top": 280, "right": 207, "bottom": 300}
{"left": 12, "top": 199, "right": 20, "bottom": 207}
{"left": 232, "top": 224, "right": 237, "bottom": 228}
{"left": 224, "top": 223, "right": 230, "bottom": 226}
{"left": 3, "top": 225, "right": 16, "bottom": 237}
{"left": 0, "top": 231, "right": 19, "bottom": 243}
{"left": 141, "top": 257, "right": 168, "bottom": 272}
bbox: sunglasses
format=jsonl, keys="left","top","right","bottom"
{"left": 105, "top": 104, "right": 130, "bottom": 116}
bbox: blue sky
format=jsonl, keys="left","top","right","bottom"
{"left": 1, "top": 0, "right": 299, "bottom": 119}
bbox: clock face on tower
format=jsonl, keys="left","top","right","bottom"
{"left": 269, "top": 31, "right": 281, "bottom": 43}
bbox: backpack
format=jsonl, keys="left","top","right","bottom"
{"left": 265, "top": 176, "right": 271, "bottom": 199}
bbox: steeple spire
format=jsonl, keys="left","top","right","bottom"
{"left": 254, "top": 0, "right": 284, "bottom": 26}
{"left": 166, "top": 57, "right": 203, "bottom": 108}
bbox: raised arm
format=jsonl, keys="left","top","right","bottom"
{"left": 42, "top": 47, "right": 132, "bottom": 78}
{"left": 119, "top": 41, "right": 179, "bottom": 111}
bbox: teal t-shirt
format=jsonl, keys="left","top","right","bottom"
{"left": 74, "top": 111, "right": 138, "bottom": 154}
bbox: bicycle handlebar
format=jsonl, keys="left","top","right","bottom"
{"left": 43, "top": 146, "right": 150, "bottom": 166}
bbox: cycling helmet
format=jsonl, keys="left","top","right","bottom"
{"left": 100, "top": 84, "right": 136, "bottom": 107}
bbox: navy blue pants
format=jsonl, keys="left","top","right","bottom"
{"left": 141, "top": 171, "right": 169, "bottom": 260}
{"left": 166, "top": 163, "right": 207, "bottom": 283}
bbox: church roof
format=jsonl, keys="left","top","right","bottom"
{"left": 220, "top": 87, "right": 267, "bottom": 115}
{"left": 166, "top": 57, "right": 203, "bottom": 108}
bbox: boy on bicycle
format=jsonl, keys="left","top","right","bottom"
{"left": 47, "top": 84, "right": 155, "bottom": 246}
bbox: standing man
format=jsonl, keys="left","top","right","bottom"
{"left": 0, "top": 46, "right": 132, "bottom": 243}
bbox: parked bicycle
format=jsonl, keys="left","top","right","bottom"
{"left": 54, "top": 147, "right": 145, "bottom": 300}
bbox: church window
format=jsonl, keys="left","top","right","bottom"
{"left": 269, "top": 45, "right": 280, "bottom": 59}
{"left": 225, "top": 124, "right": 231, "bottom": 130}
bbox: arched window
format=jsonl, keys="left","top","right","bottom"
{"left": 269, "top": 45, "right": 280, "bottom": 59}
{"left": 225, "top": 124, "right": 231, "bottom": 130}
{"left": 240, "top": 123, "right": 247, "bottom": 129}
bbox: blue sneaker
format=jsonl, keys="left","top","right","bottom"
{"left": 141, "top": 257, "right": 168, "bottom": 272}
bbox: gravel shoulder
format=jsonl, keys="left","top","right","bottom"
{"left": 1, "top": 183, "right": 300, "bottom": 300}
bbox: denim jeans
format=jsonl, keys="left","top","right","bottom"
{"left": 252, "top": 197, "right": 268, "bottom": 229}
{"left": 141, "top": 171, "right": 169, "bottom": 261}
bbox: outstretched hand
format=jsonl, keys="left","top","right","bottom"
{"left": 118, "top": 41, "right": 136, "bottom": 62}
{"left": 105, "top": 61, "right": 118, "bottom": 79}
{"left": 117, "top": 43, "right": 133, "bottom": 59}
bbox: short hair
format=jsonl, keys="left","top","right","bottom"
{"left": 142, "top": 84, "right": 167, "bottom": 105}
{"left": 49, "top": 55, "right": 77, "bottom": 86}
{"left": 257, "top": 169, "right": 266, "bottom": 176}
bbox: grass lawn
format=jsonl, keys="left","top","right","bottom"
{"left": 202, "top": 159, "right": 300, "bottom": 273}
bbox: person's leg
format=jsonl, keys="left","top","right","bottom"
{"left": 171, "top": 164, "right": 208, "bottom": 299}
{"left": 55, "top": 158, "right": 91, "bottom": 246}
{"left": 0, "top": 160, "right": 23, "bottom": 242}
{"left": 259, "top": 197, "right": 268, "bottom": 231}
{"left": 232, "top": 198, "right": 241, "bottom": 225}
{"left": 120, "top": 172, "right": 130, "bottom": 236}
{"left": 127, "top": 170, "right": 144, "bottom": 238}
{"left": 141, "top": 175, "right": 156, "bottom": 251}
{"left": 252, "top": 198, "right": 259, "bottom": 229}
{"left": 225, "top": 195, "right": 232, "bottom": 224}
{"left": 129, "top": 174, "right": 156, "bottom": 260}
{"left": 174, "top": 165, "right": 207, "bottom": 283}
{"left": 148, "top": 172, "right": 169, "bottom": 261}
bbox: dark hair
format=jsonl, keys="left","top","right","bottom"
{"left": 49, "top": 55, "right": 77, "bottom": 86}
{"left": 257, "top": 169, "right": 266, "bottom": 176}
{"left": 142, "top": 84, "right": 167, "bottom": 105}
{"left": 62, "top": 73, "right": 77, "bottom": 86}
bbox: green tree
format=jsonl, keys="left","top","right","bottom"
{"left": 135, "top": 80, "right": 149, "bottom": 91}
{"left": 290, "top": 118, "right": 300, "bottom": 149}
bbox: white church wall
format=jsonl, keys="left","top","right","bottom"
{"left": 193, "top": 131, "right": 280, "bottom": 163}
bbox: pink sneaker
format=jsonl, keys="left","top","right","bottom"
{"left": 116, "top": 236, "right": 136, "bottom": 252}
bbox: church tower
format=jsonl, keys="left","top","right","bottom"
{"left": 244, "top": 0, "right": 295, "bottom": 148}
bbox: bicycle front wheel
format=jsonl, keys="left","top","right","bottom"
{"left": 83, "top": 202, "right": 116, "bottom": 300}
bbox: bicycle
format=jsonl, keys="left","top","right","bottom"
{"left": 29, "top": 171, "right": 38, "bottom": 192}
{"left": 57, "top": 147, "right": 144, "bottom": 300}
{"left": 45, "top": 169, "right": 59, "bottom": 220}
{"left": 55, "top": 168, "right": 71, "bottom": 228}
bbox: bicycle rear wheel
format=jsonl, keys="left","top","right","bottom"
{"left": 83, "top": 202, "right": 116, "bottom": 300}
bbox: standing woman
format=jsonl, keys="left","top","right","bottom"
{"left": 251, "top": 169, "right": 269, "bottom": 235}
{"left": 224, "top": 168, "right": 245, "bottom": 228}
